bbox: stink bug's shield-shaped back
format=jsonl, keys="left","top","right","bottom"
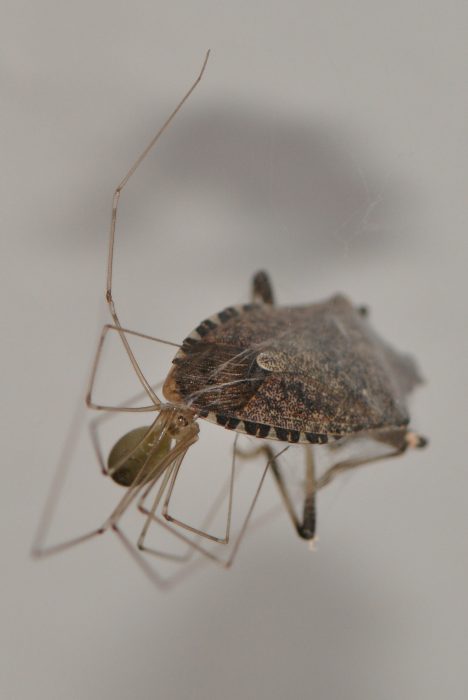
{"left": 161, "top": 279, "right": 426, "bottom": 544}
{"left": 164, "top": 294, "right": 421, "bottom": 443}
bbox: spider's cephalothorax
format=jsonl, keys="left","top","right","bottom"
{"left": 107, "top": 408, "right": 198, "bottom": 487}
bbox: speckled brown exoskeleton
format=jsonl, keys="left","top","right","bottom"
{"left": 32, "top": 52, "right": 427, "bottom": 573}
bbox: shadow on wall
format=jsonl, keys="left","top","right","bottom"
{"left": 67, "top": 103, "right": 413, "bottom": 277}
{"left": 153, "top": 105, "right": 405, "bottom": 257}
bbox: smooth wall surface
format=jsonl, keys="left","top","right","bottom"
{"left": 2, "top": 2, "right": 467, "bottom": 699}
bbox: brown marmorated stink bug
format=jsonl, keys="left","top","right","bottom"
{"left": 33, "top": 52, "right": 427, "bottom": 576}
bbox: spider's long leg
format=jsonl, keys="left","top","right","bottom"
{"left": 109, "top": 524, "right": 169, "bottom": 590}
{"left": 252, "top": 270, "right": 275, "bottom": 305}
{"left": 104, "top": 436, "right": 199, "bottom": 574}
{"left": 137, "top": 436, "right": 239, "bottom": 562}
{"left": 31, "top": 527, "right": 107, "bottom": 558}
{"left": 138, "top": 433, "right": 237, "bottom": 551}
{"left": 159, "top": 433, "right": 237, "bottom": 544}
{"left": 138, "top": 441, "right": 287, "bottom": 568}
{"left": 31, "top": 411, "right": 173, "bottom": 558}
{"left": 103, "top": 424, "right": 198, "bottom": 528}
{"left": 136, "top": 461, "right": 193, "bottom": 563}
{"left": 105, "top": 51, "right": 210, "bottom": 405}
{"left": 89, "top": 381, "right": 165, "bottom": 476}
{"left": 213, "top": 445, "right": 289, "bottom": 569}
{"left": 86, "top": 323, "right": 179, "bottom": 412}
{"left": 31, "top": 397, "right": 107, "bottom": 558}
{"left": 31, "top": 459, "right": 152, "bottom": 558}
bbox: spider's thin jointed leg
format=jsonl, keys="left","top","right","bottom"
{"left": 103, "top": 409, "right": 199, "bottom": 527}
{"left": 136, "top": 461, "right": 194, "bottom": 563}
{"left": 137, "top": 439, "right": 287, "bottom": 569}
{"left": 104, "top": 52, "right": 210, "bottom": 399}
{"left": 86, "top": 324, "right": 180, "bottom": 413}
{"left": 32, "top": 406, "right": 196, "bottom": 566}
{"left": 159, "top": 432, "right": 237, "bottom": 545}
{"left": 84, "top": 51, "right": 211, "bottom": 415}
{"left": 137, "top": 433, "right": 238, "bottom": 558}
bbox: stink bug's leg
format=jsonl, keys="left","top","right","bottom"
{"left": 264, "top": 445, "right": 317, "bottom": 541}
{"left": 264, "top": 446, "right": 301, "bottom": 532}
{"left": 86, "top": 324, "right": 180, "bottom": 412}
{"left": 301, "top": 446, "right": 317, "bottom": 540}
{"left": 252, "top": 270, "right": 275, "bottom": 305}
{"left": 316, "top": 450, "right": 403, "bottom": 490}
{"left": 315, "top": 429, "right": 425, "bottom": 491}
{"left": 104, "top": 52, "right": 210, "bottom": 402}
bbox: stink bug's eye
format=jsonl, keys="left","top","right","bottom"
{"left": 107, "top": 426, "right": 171, "bottom": 487}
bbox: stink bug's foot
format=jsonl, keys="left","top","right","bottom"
{"left": 298, "top": 525, "right": 316, "bottom": 541}
{"left": 252, "top": 270, "right": 275, "bottom": 306}
{"left": 308, "top": 536, "right": 319, "bottom": 552}
{"left": 405, "top": 432, "right": 428, "bottom": 449}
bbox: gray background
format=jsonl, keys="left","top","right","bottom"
{"left": 2, "top": 1, "right": 467, "bottom": 698}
